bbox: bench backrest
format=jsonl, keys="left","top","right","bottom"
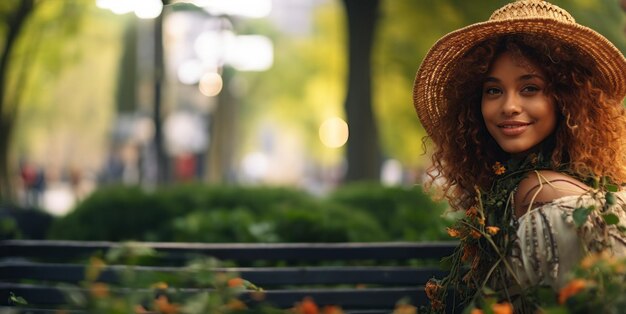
{"left": 0, "top": 240, "right": 456, "bottom": 314}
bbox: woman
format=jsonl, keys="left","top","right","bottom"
{"left": 413, "top": 0, "right": 626, "bottom": 312}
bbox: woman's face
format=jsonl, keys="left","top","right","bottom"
{"left": 481, "top": 52, "right": 557, "bottom": 156}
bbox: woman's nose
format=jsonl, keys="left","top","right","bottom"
{"left": 502, "top": 94, "right": 521, "bottom": 115}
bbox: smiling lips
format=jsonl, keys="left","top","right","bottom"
{"left": 497, "top": 121, "right": 532, "bottom": 136}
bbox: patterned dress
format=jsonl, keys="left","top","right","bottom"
{"left": 510, "top": 191, "right": 626, "bottom": 290}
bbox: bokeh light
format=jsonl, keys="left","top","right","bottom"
{"left": 134, "top": 0, "right": 163, "bottom": 19}
{"left": 97, "top": 0, "right": 163, "bottom": 18}
{"left": 319, "top": 117, "right": 349, "bottom": 148}
{"left": 193, "top": 0, "right": 272, "bottom": 18}
{"left": 177, "top": 59, "right": 204, "bottom": 85}
{"left": 198, "top": 72, "right": 223, "bottom": 97}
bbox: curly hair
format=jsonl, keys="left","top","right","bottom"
{"left": 426, "top": 34, "right": 626, "bottom": 211}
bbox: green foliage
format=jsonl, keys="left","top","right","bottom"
{"left": 48, "top": 185, "right": 178, "bottom": 241}
{"left": 0, "top": 204, "right": 54, "bottom": 239}
{"left": 328, "top": 182, "right": 450, "bottom": 241}
{"left": 272, "top": 201, "right": 387, "bottom": 242}
{"left": 48, "top": 183, "right": 445, "bottom": 243}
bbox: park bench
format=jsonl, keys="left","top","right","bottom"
{"left": 0, "top": 240, "right": 456, "bottom": 313}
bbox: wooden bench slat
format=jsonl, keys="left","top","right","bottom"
{"left": 0, "top": 283, "right": 426, "bottom": 308}
{"left": 0, "top": 262, "right": 448, "bottom": 286}
{"left": 0, "top": 240, "right": 456, "bottom": 261}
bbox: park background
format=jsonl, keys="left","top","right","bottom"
{"left": 1, "top": 0, "right": 625, "bottom": 243}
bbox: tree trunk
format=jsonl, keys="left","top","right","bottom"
{"left": 0, "top": 0, "right": 35, "bottom": 201}
{"left": 206, "top": 69, "right": 237, "bottom": 184}
{"left": 341, "top": 0, "right": 381, "bottom": 182}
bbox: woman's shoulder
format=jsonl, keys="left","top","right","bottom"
{"left": 514, "top": 170, "right": 590, "bottom": 218}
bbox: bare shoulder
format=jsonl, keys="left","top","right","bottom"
{"left": 514, "top": 170, "right": 590, "bottom": 218}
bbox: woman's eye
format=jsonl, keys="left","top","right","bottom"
{"left": 521, "top": 85, "right": 540, "bottom": 93}
{"left": 484, "top": 87, "right": 501, "bottom": 95}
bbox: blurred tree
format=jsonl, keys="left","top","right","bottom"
{"left": 0, "top": 0, "right": 35, "bottom": 200}
{"left": 341, "top": 0, "right": 382, "bottom": 182}
{"left": 0, "top": 1, "right": 104, "bottom": 202}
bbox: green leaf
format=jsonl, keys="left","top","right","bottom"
{"left": 481, "top": 286, "right": 496, "bottom": 296}
{"left": 603, "top": 213, "right": 620, "bottom": 225}
{"left": 605, "top": 184, "right": 619, "bottom": 192}
{"left": 606, "top": 192, "right": 617, "bottom": 206}
{"left": 9, "top": 292, "right": 28, "bottom": 305}
{"left": 573, "top": 206, "right": 593, "bottom": 227}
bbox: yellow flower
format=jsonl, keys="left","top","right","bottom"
{"left": 446, "top": 227, "right": 461, "bottom": 238}
{"left": 486, "top": 226, "right": 500, "bottom": 235}
{"left": 151, "top": 282, "right": 168, "bottom": 290}
{"left": 392, "top": 304, "right": 417, "bottom": 314}
{"left": 492, "top": 162, "right": 506, "bottom": 175}
{"left": 558, "top": 279, "right": 587, "bottom": 304}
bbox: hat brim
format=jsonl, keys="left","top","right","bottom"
{"left": 413, "top": 18, "right": 626, "bottom": 138}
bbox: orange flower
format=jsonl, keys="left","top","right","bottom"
{"left": 558, "top": 279, "right": 587, "bottom": 304}
{"left": 492, "top": 302, "right": 513, "bottom": 314}
{"left": 446, "top": 227, "right": 461, "bottom": 238}
{"left": 322, "top": 305, "right": 344, "bottom": 314}
{"left": 486, "top": 226, "right": 500, "bottom": 235}
{"left": 492, "top": 162, "right": 506, "bottom": 175}
{"left": 295, "top": 297, "right": 319, "bottom": 314}
{"left": 477, "top": 217, "right": 485, "bottom": 225}
{"left": 470, "top": 229, "right": 482, "bottom": 239}
{"left": 470, "top": 309, "right": 483, "bottom": 314}
{"left": 154, "top": 295, "right": 179, "bottom": 314}
{"left": 466, "top": 206, "right": 478, "bottom": 217}
{"left": 425, "top": 279, "right": 441, "bottom": 300}
{"left": 225, "top": 299, "right": 247, "bottom": 310}
{"left": 89, "top": 283, "right": 109, "bottom": 298}
{"left": 228, "top": 277, "right": 244, "bottom": 288}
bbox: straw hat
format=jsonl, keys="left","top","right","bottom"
{"left": 413, "top": 0, "right": 626, "bottom": 138}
